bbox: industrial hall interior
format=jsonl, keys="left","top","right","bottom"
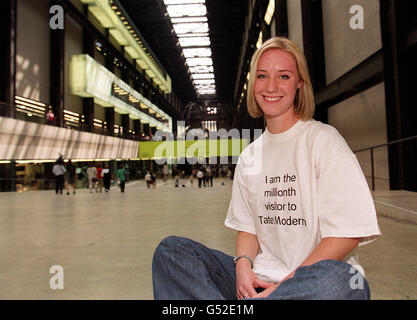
{"left": 0, "top": 0, "right": 416, "bottom": 300}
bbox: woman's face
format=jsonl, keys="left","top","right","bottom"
{"left": 254, "top": 49, "right": 303, "bottom": 123}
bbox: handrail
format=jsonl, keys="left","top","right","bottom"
{"left": 353, "top": 135, "right": 417, "bottom": 191}
{"left": 353, "top": 135, "right": 417, "bottom": 153}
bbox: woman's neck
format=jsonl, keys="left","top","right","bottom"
{"left": 265, "top": 111, "right": 300, "bottom": 134}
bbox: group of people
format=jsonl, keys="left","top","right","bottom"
{"left": 85, "top": 163, "right": 114, "bottom": 193}
{"left": 52, "top": 158, "right": 128, "bottom": 194}
{"left": 194, "top": 166, "right": 213, "bottom": 188}
{"left": 188, "top": 165, "right": 230, "bottom": 188}
{"left": 144, "top": 171, "right": 157, "bottom": 189}
{"left": 51, "top": 156, "right": 77, "bottom": 195}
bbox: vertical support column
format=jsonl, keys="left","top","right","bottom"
{"left": 0, "top": 161, "right": 16, "bottom": 192}
{"left": 105, "top": 107, "right": 115, "bottom": 136}
{"left": 83, "top": 98, "right": 94, "bottom": 132}
{"left": 275, "top": 0, "right": 288, "bottom": 37}
{"left": 380, "top": 0, "right": 402, "bottom": 190}
{"left": 0, "top": 0, "right": 17, "bottom": 117}
{"left": 121, "top": 114, "right": 130, "bottom": 137}
{"left": 50, "top": 0, "right": 65, "bottom": 127}
{"left": 143, "top": 123, "right": 150, "bottom": 137}
{"left": 105, "top": 29, "right": 115, "bottom": 73}
{"left": 379, "top": 0, "right": 415, "bottom": 191}
{"left": 83, "top": 28, "right": 95, "bottom": 57}
{"left": 300, "top": 0, "right": 326, "bottom": 92}
{"left": 151, "top": 126, "right": 157, "bottom": 137}
{"left": 133, "top": 119, "right": 141, "bottom": 137}
{"left": 82, "top": 25, "right": 95, "bottom": 133}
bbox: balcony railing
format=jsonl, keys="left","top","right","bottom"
{"left": 353, "top": 135, "right": 417, "bottom": 191}
{"left": 0, "top": 101, "right": 151, "bottom": 141}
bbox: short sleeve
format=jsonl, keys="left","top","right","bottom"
{"left": 224, "top": 158, "right": 257, "bottom": 235}
{"left": 317, "top": 152, "right": 381, "bottom": 245}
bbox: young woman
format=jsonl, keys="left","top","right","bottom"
{"left": 152, "top": 37, "right": 381, "bottom": 300}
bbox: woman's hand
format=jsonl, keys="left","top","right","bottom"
{"left": 251, "top": 271, "right": 294, "bottom": 298}
{"left": 235, "top": 259, "right": 274, "bottom": 299}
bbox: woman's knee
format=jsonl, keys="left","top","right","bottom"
{"left": 310, "top": 260, "right": 370, "bottom": 300}
{"left": 153, "top": 236, "right": 195, "bottom": 262}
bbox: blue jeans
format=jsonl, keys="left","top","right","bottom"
{"left": 152, "top": 236, "right": 370, "bottom": 300}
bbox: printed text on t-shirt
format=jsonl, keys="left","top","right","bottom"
{"left": 260, "top": 174, "right": 307, "bottom": 227}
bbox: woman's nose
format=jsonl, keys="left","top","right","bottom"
{"left": 266, "top": 78, "right": 278, "bottom": 92}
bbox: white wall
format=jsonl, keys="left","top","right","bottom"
{"left": 287, "top": 0, "right": 304, "bottom": 51}
{"left": 322, "top": 0, "right": 382, "bottom": 84}
{"left": 65, "top": 15, "right": 84, "bottom": 115}
{"left": 328, "top": 83, "right": 389, "bottom": 190}
{"left": 16, "top": 0, "right": 51, "bottom": 104}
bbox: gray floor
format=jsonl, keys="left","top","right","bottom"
{"left": 0, "top": 178, "right": 416, "bottom": 300}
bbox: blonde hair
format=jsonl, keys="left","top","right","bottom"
{"left": 246, "top": 37, "right": 315, "bottom": 120}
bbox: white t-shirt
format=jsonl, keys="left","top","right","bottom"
{"left": 225, "top": 120, "right": 381, "bottom": 283}
{"left": 52, "top": 164, "right": 66, "bottom": 176}
{"left": 86, "top": 167, "right": 97, "bottom": 179}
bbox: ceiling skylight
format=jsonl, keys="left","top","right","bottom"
{"left": 183, "top": 48, "right": 212, "bottom": 58}
{"left": 178, "top": 37, "right": 210, "bottom": 47}
{"left": 173, "top": 22, "right": 209, "bottom": 34}
{"left": 164, "top": 0, "right": 205, "bottom": 4}
{"left": 191, "top": 73, "right": 214, "bottom": 79}
{"left": 166, "top": 4, "right": 206, "bottom": 18}
{"left": 163, "top": 0, "right": 216, "bottom": 97}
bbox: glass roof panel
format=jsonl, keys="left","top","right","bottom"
{"left": 164, "top": 0, "right": 205, "bottom": 5}
{"left": 173, "top": 23, "right": 208, "bottom": 34}
{"left": 178, "top": 37, "right": 210, "bottom": 47}
{"left": 163, "top": 0, "right": 215, "bottom": 96}
{"left": 194, "top": 79, "right": 215, "bottom": 85}
{"left": 166, "top": 4, "right": 206, "bottom": 17}
{"left": 191, "top": 73, "right": 215, "bottom": 79}
{"left": 186, "top": 57, "right": 213, "bottom": 66}
{"left": 183, "top": 48, "right": 212, "bottom": 58}
{"left": 189, "top": 65, "right": 213, "bottom": 73}
{"left": 195, "top": 84, "right": 216, "bottom": 90}
{"left": 197, "top": 89, "right": 216, "bottom": 94}
{"left": 171, "top": 17, "right": 207, "bottom": 23}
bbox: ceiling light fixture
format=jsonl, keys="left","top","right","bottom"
{"left": 163, "top": 0, "right": 216, "bottom": 97}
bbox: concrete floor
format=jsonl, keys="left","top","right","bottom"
{"left": 0, "top": 178, "right": 415, "bottom": 300}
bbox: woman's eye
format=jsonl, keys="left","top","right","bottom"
{"left": 256, "top": 74, "right": 266, "bottom": 79}
{"left": 280, "top": 75, "right": 290, "bottom": 80}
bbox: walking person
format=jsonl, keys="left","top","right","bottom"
{"left": 66, "top": 159, "right": 77, "bottom": 194}
{"left": 202, "top": 166, "right": 207, "bottom": 187}
{"left": 86, "top": 163, "right": 97, "bottom": 193}
{"left": 116, "top": 164, "right": 127, "bottom": 193}
{"left": 102, "top": 165, "right": 112, "bottom": 192}
{"left": 174, "top": 173, "right": 180, "bottom": 188}
{"left": 189, "top": 172, "right": 194, "bottom": 187}
{"left": 206, "top": 165, "right": 213, "bottom": 187}
{"left": 220, "top": 166, "right": 226, "bottom": 186}
{"left": 145, "top": 171, "right": 152, "bottom": 189}
{"left": 196, "top": 169, "right": 203, "bottom": 188}
{"left": 163, "top": 164, "right": 169, "bottom": 185}
{"left": 95, "top": 164, "right": 104, "bottom": 193}
{"left": 52, "top": 156, "right": 66, "bottom": 194}
{"left": 152, "top": 37, "right": 381, "bottom": 300}
{"left": 151, "top": 172, "right": 157, "bottom": 188}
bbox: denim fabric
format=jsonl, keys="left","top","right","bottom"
{"left": 152, "top": 236, "right": 370, "bottom": 300}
